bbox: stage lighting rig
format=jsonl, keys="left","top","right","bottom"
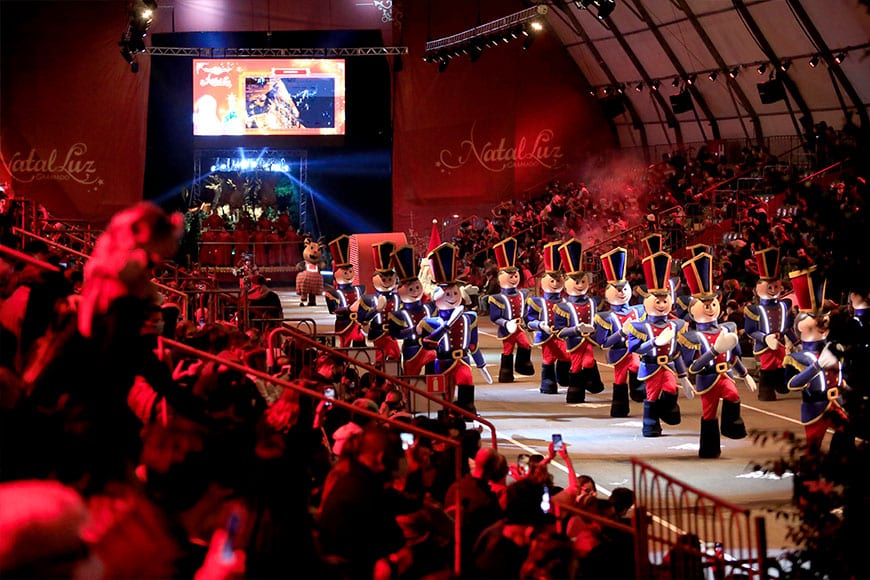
{"left": 574, "top": 0, "right": 617, "bottom": 20}
{"left": 119, "top": 0, "right": 158, "bottom": 73}
{"left": 423, "top": 5, "right": 548, "bottom": 67}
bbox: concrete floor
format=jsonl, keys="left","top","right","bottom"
{"left": 275, "top": 290, "right": 805, "bottom": 554}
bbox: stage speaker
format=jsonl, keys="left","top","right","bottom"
{"left": 669, "top": 91, "right": 693, "bottom": 114}
{"left": 599, "top": 96, "right": 625, "bottom": 119}
{"left": 757, "top": 79, "right": 786, "bottom": 104}
{"left": 349, "top": 233, "right": 408, "bottom": 292}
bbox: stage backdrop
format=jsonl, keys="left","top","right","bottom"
{"left": 392, "top": 0, "right": 615, "bottom": 238}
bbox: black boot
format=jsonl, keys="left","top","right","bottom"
{"left": 584, "top": 365, "right": 605, "bottom": 394}
{"left": 699, "top": 418, "right": 722, "bottom": 458}
{"left": 657, "top": 391, "right": 681, "bottom": 425}
{"left": 514, "top": 347, "right": 535, "bottom": 376}
{"left": 566, "top": 372, "right": 586, "bottom": 403}
{"left": 610, "top": 384, "right": 630, "bottom": 417}
{"left": 720, "top": 400, "right": 747, "bottom": 439}
{"left": 642, "top": 401, "right": 662, "bottom": 437}
{"left": 499, "top": 354, "right": 515, "bottom": 383}
{"left": 540, "top": 364, "right": 558, "bottom": 394}
{"left": 556, "top": 361, "right": 571, "bottom": 387}
{"left": 307, "top": 293, "right": 317, "bottom": 306}
{"left": 771, "top": 368, "right": 789, "bottom": 394}
{"left": 758, "top": 370, "right": 778, "bottom": 401}
{"left": 456, "top": 384, "right": 477, "bottom": 417}
{"left": 629, "top": 371, "right": 646, "bottom": 402}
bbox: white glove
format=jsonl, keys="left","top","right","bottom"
{"left": 479, "top": 366, "right": 493, "bottom": 384}
{"left": 680, "top": 376, "right": 695, "bottom": 400}
{"left": 817, "top": 346, "right": 838, "bottom": 369}
{"left": 539, "top": 322, "right": 551, "bottom": 335}
{"left": 713, "top": 332, "right": 738, "bottom": 353}
{"left": 654, "top": 327, "right": 674, "bottom": 346}
{"left": 744, "top": 374, "right": 758, "bottom": 392}
{"left": 376, "top": 295, "right": 387, "bottom": 311}
{"left": 764, "top": 333, "right": 780, "bottom": 350}
{"left": 349, "top": 299, "right": 360, "bottom": 313}
{"left": 578, "top": 322, "right": 595, "bottom": 335}
{"left": 506, "top": 319, "right": 519, "bottom": 335}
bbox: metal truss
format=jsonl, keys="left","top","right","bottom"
{"left": 146, "top": 46, "right": 407, "bottom": 57}
{"left": 425, "top": 5, "right": 548, "bottom": 52}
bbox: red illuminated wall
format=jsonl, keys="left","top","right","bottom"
{"left": 391, "top": 0, "right": 614, "bottom": 235}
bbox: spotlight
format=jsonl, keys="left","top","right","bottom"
{"left": 686, "top": 75, "right": 696, "bottom": 86}
{"left": 708, "top": 70, "right": 718, "bottom": 81}
{"left": 650, "top": 80, "right": 661, "bottom": 91}
{"left": 530, "top": 20, "right": 544, "bottom": 32}
{"left": 522, "top": 33, "right": 536, "bottom": 50}
{"left": 575, "top": 0, "right": 616, "bottom": 20}
{"left": 469, "top": 44, "right": 484, "bottom": 62}
{"left": 603, "top": 86, "right": 611, "bottom": 96}
{"left": 672, "top": 76, "right": 680, "bottom": 87}
{"left": 635, "top": 82, "right": 644, "bottom": 92}
{"left": 780, "top": 60, "right": 791, "bottom": 72}
{"left": 757, "top": 63, "right": 767, "bottom": 75}
{"left": 588, "top": 88, "right": 596, "bottom": 97}
{"left": 438, "top": 59, "right": 449, "bottom": 73}
{"left": 616, "top": 84, "right": 625, "bottom": 95}
{"left": 729, "top": 67, "right": 740, "bottom": 78}
{"left": 834, "top": 52, "right": 846, "bottom": 64}
{"left": 809, "top": 55, "right": 820, "bottom": 68}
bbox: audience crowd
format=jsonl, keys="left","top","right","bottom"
{"left": 0, "top": 125, "right": 866, "bottom": 578}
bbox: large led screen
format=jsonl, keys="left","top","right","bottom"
{"left": 193, "top": 59, "right": 346, "bottom": 136}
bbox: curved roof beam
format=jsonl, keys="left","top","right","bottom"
{"left": 673, "top": 0, "right": 762, "bottom": 143}
{"left": 731, "top": 0, "right": 814, "bottom": 130}
{"left": 551, "top": 3, "right": 649, "bottom": 150}
{"left": 626, "top": 0, "right": 720, "bottom": 141}
{"left": 587, "top": 9, "right": 684, "bottom": 143}
{"left": 785, "top": 0, "right": 869, "bottom": 131}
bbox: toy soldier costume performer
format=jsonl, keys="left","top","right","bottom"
{"left": 323, "top": 235, "right": 366, "bottom": 347}
{"left": 553, "top": 239, "right": 603, "bottom": 403}
{"left": 487, "top": 237, "right": 535, "bottom": 383}
{"left": 784, "top": 267, "right": 849, "bottom": 453}
{"left": 626, "top": 251, "right": 693, "bottom": 437}
{"left": 593, "top": 247, "right": 646, "bottom": 417}
{"left": 679, "top": 252, "right": 757, "bottom": 458}
{"left": 360, "top": 241, "right": 401, "bottom": 363}
{"left": 743, "top": 247, "right": 795, "bottom": 401}
{"left": 421, "top": 243, "right": 492, "bottom": 415}
{"left": 526, "top": 241, "right": 571, "bottom": 394}
{"left": 388, "top": 244, "right": 438, "bottom": 376}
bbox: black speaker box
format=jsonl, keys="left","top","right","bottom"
{"left": 757, "top": 79, "right": 786, "bottom": 104}
{"left": 669, "top": 91, "right": 693, "bottom": 114}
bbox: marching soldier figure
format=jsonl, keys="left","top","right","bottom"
{"left": 625, "top": 251, "right": 694, "bottom": 437}
{"left": 359, "top": 241, "right": 402, "bottom": 363}
{"left": 323, "top": 235, "right": 366, "bottom": 347}
{"left": 421, "top": 243, "right": 492, "bottom": 415}
{"left": 389, "top": 244, "right": 439, "bottom": 376}
{"left": 527, "top": 241, "right": 571, "bottom": 394}
{"left": 679, "top": 252, "right": 757, "bottom": 458}
{"left": 553, "top": 239, "right": 603, "bottom": 403}
{"left": 594, "top": 247, "right": 646, "bottom": 417}
{"left": 744, "top": 247, "right": 796, "bottom": 401}
{"left": 488, "top": 237, "right": 535, "bottom": 383}
{"left": 784, "top": 267, "right": 849, "bottom": 453}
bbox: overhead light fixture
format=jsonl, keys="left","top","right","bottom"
{"left": 729, "top": 67, "right": 740, "bottom": 78}
{"left": 708, "top": 70, "right": 718, "bottom": 82}
{"left": 575, "top": 0, "right": 617, "bottom": 20}
{"left": 438, "top": 59, "right": 449, "bottom": 73}
{"left": 634, "top": 82, "right": 644, "bottom": 92}
{"left": 650, "top": 80, "right": 661, "bottom": 91}
{"left": 780, "top": 60, "right": 791, "bottom": 72}
{"left": 118, "top": 0, "right": 158, "bottom": 73}
{"left": 671, "top": 76, "right": 680, "bottom": 87}
{"left": 834, "top": 52, "right": 846, "bottom": 64}
{"left": 686, "top": 75, "right": 696, "bottom": 86}
{"left": 809, "top": 55, "right": 820, "bottom": 68}
{"left": 616, "top": 84, "right": 625, "bottom": 95}
{"left": 588, "top": 88, "right": 596, "bottom": 97}
{"left": 757, "top": 63, "right": 767, "bottom": 75}
{"left": 424, "top": 5, "right": 548, "bottom": 65}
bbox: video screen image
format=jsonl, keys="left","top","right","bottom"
{"left": 193, "top": 59, "right": 346, "bottom": 136}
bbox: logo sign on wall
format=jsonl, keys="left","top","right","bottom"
{"left": 6, "top": 143, "right": 103, "bottom": 192}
